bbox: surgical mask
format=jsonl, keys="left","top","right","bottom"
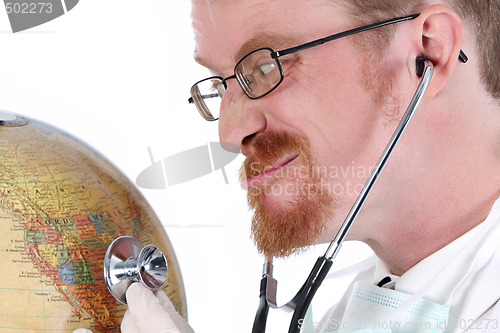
{"left": 336, "top": 281, "right": 449, "bottom": 332}
{"left": 315, "top": 197, "right": 500, "bottom": 333}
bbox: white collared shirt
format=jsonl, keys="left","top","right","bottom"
{"left": 316, "top": 197, "right": 500, "bottom": 332}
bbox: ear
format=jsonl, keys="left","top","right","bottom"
{"left": 407, "top": 4, "right": 465, "bottom": 98}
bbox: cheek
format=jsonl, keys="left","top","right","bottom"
{"left": 273, "top": 64, "right": 383, "bottom": 168}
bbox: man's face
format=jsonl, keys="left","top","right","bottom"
{"left": 191, "top": 0, "right": 402, "bottom": 258}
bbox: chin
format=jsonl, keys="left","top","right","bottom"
{"left": 249, "top": 178, "right": 338, "bottom": 259}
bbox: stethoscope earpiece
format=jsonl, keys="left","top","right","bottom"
{"left": 416, "top": 56, "right": 433, "bottom": 77}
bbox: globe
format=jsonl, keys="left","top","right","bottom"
{"left": 0, "top": 110, "right": 187, "bottom": 332}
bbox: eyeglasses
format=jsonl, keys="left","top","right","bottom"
{"left": 188, "top": 14, "right": 468, "bottom": 121}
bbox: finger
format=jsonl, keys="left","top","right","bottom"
{"left": 126, "top": 283, "right": 180, "bottom": 333}
{"left": 155, "top": 290, "right": 195, "bottom": 333}
{"left": 121, "top": 309, "right": 140, "bottom": 333}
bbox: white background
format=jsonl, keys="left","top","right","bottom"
{"left": 0, "top": 1, "right": 372, "bottom": 332}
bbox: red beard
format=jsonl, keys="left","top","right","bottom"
{"left": 240, "top": 131, "right": 336, "bottom": 258}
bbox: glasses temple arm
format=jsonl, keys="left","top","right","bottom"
{"left": 274, "top": 14, "right": 419, "bottom": 58}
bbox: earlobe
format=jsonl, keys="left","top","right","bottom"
{"left": 410, "top": 4, "right": 465, "bottom": 97}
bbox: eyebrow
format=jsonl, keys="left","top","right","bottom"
{"left": 193, "top": 32, "right": 307, "bottom": 72}
{"left": 234, "top": 32, "right": 307, "bottom": 63}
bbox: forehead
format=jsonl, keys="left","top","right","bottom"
{"left": 191, "top": 0, "right": 350, "bottom": 72}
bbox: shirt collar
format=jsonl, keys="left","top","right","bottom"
{"left": 374, "top": 196, "right": 500, "bottom": 305}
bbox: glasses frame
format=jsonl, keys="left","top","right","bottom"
{"left": 189, "top": 13, "right": 468, "bottom": 121}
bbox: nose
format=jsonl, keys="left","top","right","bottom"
{"left": 218, "top": 83, "right": 266, "bottom": 156}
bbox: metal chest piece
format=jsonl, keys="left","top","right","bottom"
{"left": 104, "top": 236, "right": 168, "bottom": 304}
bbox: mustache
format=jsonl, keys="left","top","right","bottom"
{"left": 239, "top": 131, "right": 311, "bottom": 181}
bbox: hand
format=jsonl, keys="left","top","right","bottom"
{"left": 72, "top": 283, "right": 193, "bottom": 333}
{"left": 121, "top": 283, "right": 195, "bottom": 333}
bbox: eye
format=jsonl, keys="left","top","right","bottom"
{"left": 258, "top": 61, "right": 277, "bottom": 76}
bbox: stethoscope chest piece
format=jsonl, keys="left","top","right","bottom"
{"left": 104, "top": 236, "right": 168, "bottom": 304}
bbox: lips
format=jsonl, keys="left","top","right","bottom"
{"left": 241, "top": 154, "right": 299, "bottom": 190}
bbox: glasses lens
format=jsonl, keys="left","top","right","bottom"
{"left": 190, "top": 77, "right": 225, "bottom": 121}
{"left": 235, "top": 48, "right": 282, "bottom": 99}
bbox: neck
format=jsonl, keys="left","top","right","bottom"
{"left": 367, "top": 190, "right": 500, "bottom": 276}
{"left": 364, "top": 83, "right": 500, "bottom": 276}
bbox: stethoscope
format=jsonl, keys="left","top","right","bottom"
{"left": 251, "top": 57, "right": 435, "bottom": 333}
{"left": 100, "top": 58, "right": 434, "bottom": 323}
{"left": 101, "top": 54, "right": 468, "bottom": 331}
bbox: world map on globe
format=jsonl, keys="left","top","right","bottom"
{"left": 0, "top": 111, "right": 186, "bottom": 332}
